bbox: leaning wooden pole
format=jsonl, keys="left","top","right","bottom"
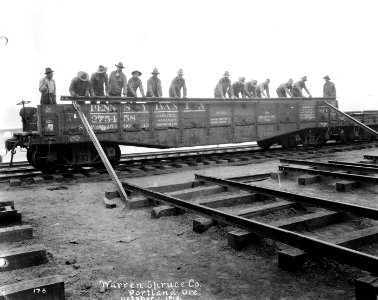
{"left": 72, "top": 101, "right": 129, "bottom": 207}
{"left": 322, "top": 100, "right": 378, "bottom": 138}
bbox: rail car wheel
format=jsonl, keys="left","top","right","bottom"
{"left": 101, "top": 143, "right": 121, "bottom": 165}
{"left": 340, "top": 130, "right": 354, "bottom": 144}
{"left": 257, "top": 140, "right": 272, "bottom": 151}
{"left": 361, "top": 131, "right": 372, "bottom": 142}
{"left": 30, "top": 146, "right": 57, "bottom": 173}
{"left": 314, "top": 133, "right": 326, "bottom": 148}
{"left": 280, "top": 135, "right": 297, "bottom": 149}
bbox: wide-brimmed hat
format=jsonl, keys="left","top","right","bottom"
{"left": 151, "top": 68, "right": 160, "bottom": 74}
{"left": 223, "top": 71, "right": 230, "bottom": 77}
{"left": 77, "top": 71, "right": 89, "bottom": 81}
{"left": 177, "top": 69, "right": 184, "bottom": 75}
{"left": 97, "top": 65, "right": 107, "bottom": 73}
{"left": 238, "top": 77, "right": 245, "bottom": 82}
{"left": 45, "top": 67, "right": 54, "bottom": 74}
{"left": 115, "top": 62, "right": 124, "bottom": 68}
{"left": 131, "top": 70, "right": 142, "bottom": 76}
{"left": 323, "top": 75, "right": 331, "bottom": 80}
{"left": 301, "top": 76, "right": 308, "bottom": 81}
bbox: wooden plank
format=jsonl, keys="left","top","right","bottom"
{"left": 0, "top": 275, "right": 64, "bottom": 300}
{"left": 0, "top": 206, "right": 17, "bottom": 217}
{"left": 4, "top": 206, "right": 13, "bottom": 212}
{"left": 0, "top": 212, "right": 22, "bottom": 225}
{"left": 72, "top": 101, "right": 128, "bottom": 206}
{"left": 228, "top": 210, "right": 348, "bottom": 250}
{"left": 269, "top": 210, "right": 350, "bottom": 230}
{"left": 0, "top": 201, "right": 14, "bottom": 208}
{"left": 197, "top": 193, "right": 263, "bottom": 208}
{"left": 333, "top": 226, "right": 378, "bottom": 248}
{"left": 227, "top": 200, "right": 295, "bottom": 218}
{"left": 0, "top": 245, "right": 47, "bottom": 271}
{"left": 0, "top": 225, "right": 33, "bottom": 243}
{"left": 279, "top": 226, "right": 378, "bottom": 271}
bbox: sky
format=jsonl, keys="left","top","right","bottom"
{"left": 0, "top": 0, "right": 377, "bottom": 129}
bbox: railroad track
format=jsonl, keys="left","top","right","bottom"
{"left": 1, "top": 141, "right": 377, "bottom": 186}
{"left": 120, "top": 153, "right": 378, "bottom": 299}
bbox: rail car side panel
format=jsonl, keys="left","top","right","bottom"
{"left": 34, "top": 98, "right": 340, "bottom": 148}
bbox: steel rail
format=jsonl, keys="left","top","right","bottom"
{"left": 72, "top": 101, "right": 128, "bottom": 206}
{"left": 280, "top": 159, "right": 378, "bottom": 173}
{"left": 0, "top": 166, "right": 37, "bottom": 173}
{"left": 328, "top": 160, "right": 378, "bottom": 169}
{"left": 0, "top": 171, "right": 42, "bottom": 181}
{"left": 61, "top": 96, "right": 331, "bottom": 102}
{"left": 193, "top": 174, "right": 378, "bottom": 219}
{"left": 278, "top": 165, "right": 378, "bottom": 183}
{"left": 122, "top": 181, "right": 378, "bottom": 274}
{"left": 322, "top": 101, "right": 378, "bottom": 138}
{"left": 364, "top": 155, "right": 378, "bottom": 160}
{"left": 0, "top": 161, "right": 29, "bottom": 169}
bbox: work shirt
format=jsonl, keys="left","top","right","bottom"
{"left": 323, "top": 81, "right": 336, "bottom": 98}
{"left": 214, "top": 77, "right": 233, "bottom": 98}
{"left": 128, "top": 77, "right": 145, "bottom": 97}
{"left": 146, "top": 76, "right": 163, "bottom": 97}
{"left": 39, "top": 77, "right": 56, "bottom": 95}
{"left": 108, "top": 71, "right": 128, "bottom": 95}
{"left": 231, "top": 82, "right": 246, "bottom": 98}
{"left": 276, "top": 82, "right": 292, "bottom": 95}
{"left": 245, "top": 81, "right": 257, "bottom": 98}
{"left": 169, "top": 76, "right": 187, "bottom": 98}
{"left": 90, "top": 72, "right": 109, "bottom": 96}
{"left": 292, "top": 80, "right": 307, "bottom": 97}
{"left": 69, "top": 77, "right": 90, "bottom": 96}
{"left": 257, "top": 82, "right": 270, "bottom": 98}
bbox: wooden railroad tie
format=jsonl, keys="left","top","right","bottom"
{"left": 0, "top": 275, "right": 65, "bottom": 300}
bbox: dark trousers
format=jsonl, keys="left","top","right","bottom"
{"left": 276, "top": 89, "right": 287, "bottom": 97}
{"left": 40, "top": 93, "right": 56, "bottom": 104}
{"left": 256, "top": 89, "right": 262, "bottom": 98}
{"left": 292, "top": 87, "right": 302, "bottom": 97}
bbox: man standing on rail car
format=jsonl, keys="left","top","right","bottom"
{"left": 229, "top": 77, "right": 248, "bottom": 98}
{"left": 169, "top": 69, "right": 187, "bottom": 98}
{"left": 276, "top": 79, "right": 294, "bottom": 98}
{"left": 69, "top": 71, "right": 90, "bottom": 98}
{"left": 323, "top": 75, "right": 336, "bottom": 98}
{"left": 292, "top": 76, "right": 312, "bottom": 98}
{"left": 127, "top": 70, "right": 145, "bottom": 97}
{"left": 146, "top": 68, "right": 163, "bottom": 98}
{"left": 90, "top": 65, "right": 109, "bottom": 96}
{"left": 256, "top": 79, "right": 270, "bottom": 98}
{"left": 108, "top": 62, "right": 128, "bottom": 97}
{"left": 214, "top": 71, "right": 235, "bottom": 99}
{"left": 39, "top": 67, "right": 56, "bottom": 104}
{"left": 245, "top": 79, "right": 258, "bottom": 98}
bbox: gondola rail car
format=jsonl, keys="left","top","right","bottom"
{"left": 4, "top": 96, "right": 378, "bottom": 172}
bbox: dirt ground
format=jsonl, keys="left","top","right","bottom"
{"left": 1, "top": 148, "right": 378, "bottom": 300}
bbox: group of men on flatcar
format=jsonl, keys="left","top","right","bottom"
{"left": 38, "top": 64, "right": 336, "bottom": 105}
{"left": 214, "top": 72, "right": 335, "bottom": 100}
